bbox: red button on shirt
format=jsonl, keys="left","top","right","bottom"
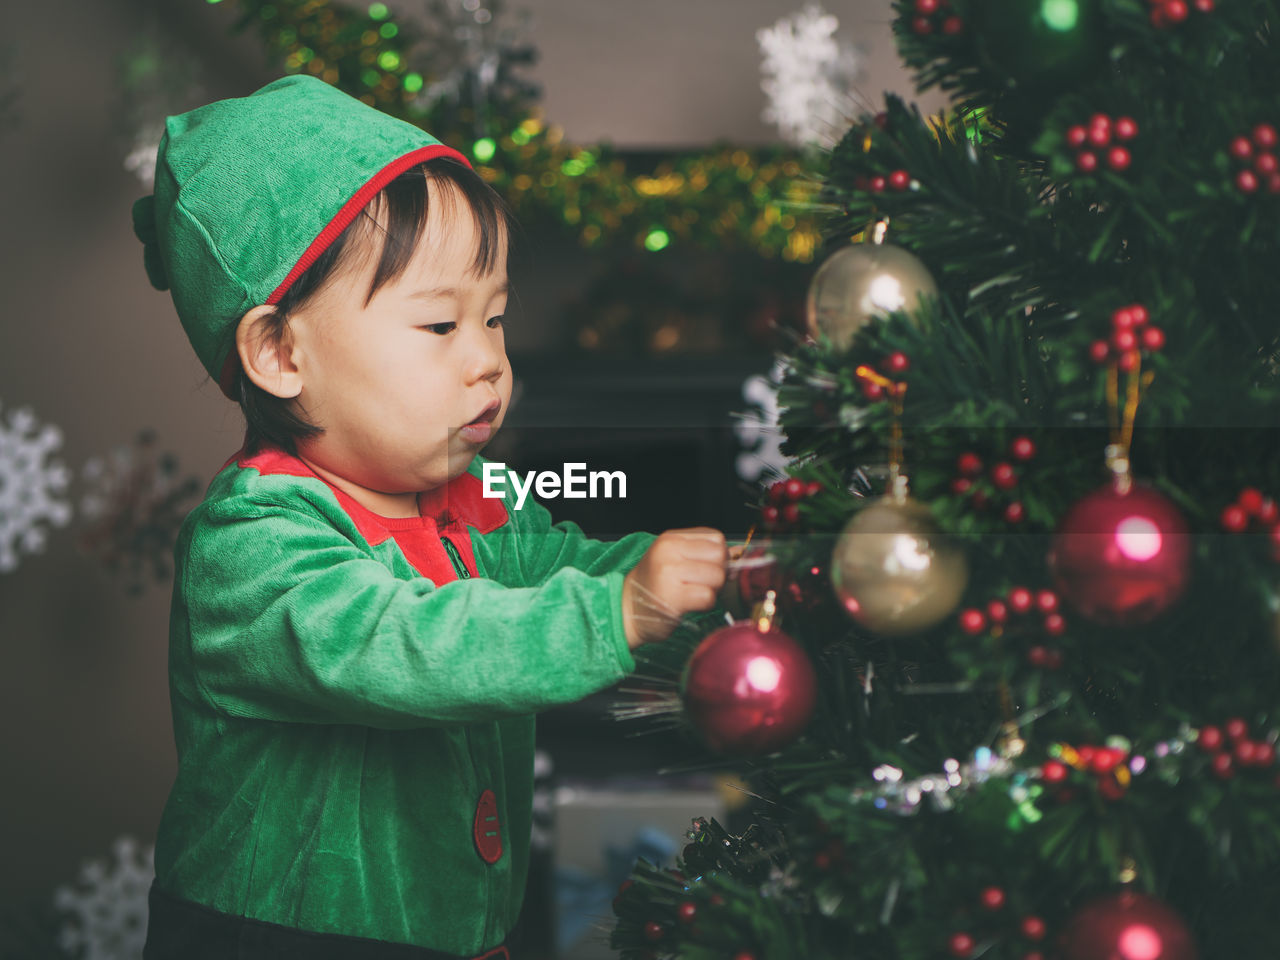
{"left": 473, "top": 789, "right": 503, "bottom": 864}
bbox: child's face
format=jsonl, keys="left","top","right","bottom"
{"left": 289, "top": 180, "right": 512, "bottom": 507}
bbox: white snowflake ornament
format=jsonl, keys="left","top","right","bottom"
{"left": 734, "top": 358, "right": 795, "bottom": 484}
{"left": 757, "top": 3, "right": 863, "bottom": 149}
{"left": 53, "top": 834, "right": 155, "bottom": 960}
{"left": 0, "top": 401, "right": 72, "bottom": 572}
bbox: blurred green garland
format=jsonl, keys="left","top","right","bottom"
{"left": 215, "top": 0, "right": 825, "bottom": 260}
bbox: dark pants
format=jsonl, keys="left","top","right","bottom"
{"left": 142, "top": 880, "right": 511, "bottom": 960}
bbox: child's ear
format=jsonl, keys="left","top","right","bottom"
{"left": 236, "top": 305, "right": 303, "bottom": 399}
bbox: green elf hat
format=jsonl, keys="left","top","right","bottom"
{"left": 130, "top": 74, "right": 471, "bottom": 399}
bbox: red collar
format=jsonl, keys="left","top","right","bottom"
{"left": 226, "top": 445, "right": 509, "bottom": 543}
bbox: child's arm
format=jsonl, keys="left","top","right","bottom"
{"left": 180, "top": 493, "right": 643, "bottom": 730}
{"left": 475, "top": 491, "right": 656, "bottom": 588}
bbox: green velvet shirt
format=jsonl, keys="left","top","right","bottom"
{"left": 152, "top": 444, "right": 655, "bottom": 954}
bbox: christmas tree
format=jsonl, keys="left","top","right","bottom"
{"left": 609, "top": 0, "right": 1280, "bottom": 957}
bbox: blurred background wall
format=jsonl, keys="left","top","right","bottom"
{"left": 0, "top": 0, "right": 942, "bottom": 951}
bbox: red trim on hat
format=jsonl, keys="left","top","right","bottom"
{"left": 216, "top": 142, "right": 473, "bottom": 398}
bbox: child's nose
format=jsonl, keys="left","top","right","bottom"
{"left": 464, "top": 324, "right": 505, "bottom": 382}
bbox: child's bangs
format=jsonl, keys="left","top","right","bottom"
{"left": 354, "top": 158, "right": 514, "bottom": 309}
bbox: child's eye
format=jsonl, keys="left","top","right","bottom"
{"left": 487, "top": 315, "right": 505, "bottom": 328}
{"left": 420, "top": 322, "right": 456, "bottom": 335}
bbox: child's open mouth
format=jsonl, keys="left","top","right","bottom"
{"left": 459, "top": 400, "right": 500, "bottom": 444}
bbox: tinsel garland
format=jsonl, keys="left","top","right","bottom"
{"left": 219, "top": 0, "right": 825, "bottom": 259}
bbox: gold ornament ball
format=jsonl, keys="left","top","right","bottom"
{"left": 804, "top": 243, "right": 938, "bottom": 350}
{"left": 830, "top": 495, "right": 969, "bottom": 635}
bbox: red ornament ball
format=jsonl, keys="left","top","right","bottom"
{"left": 948, "top": 932, "right": 976, "bottom": 958}
{"left": 980, "top": 886, "right": 1007, "bottom": 910}
{"left": 643, "top": 920, "right": 664, "bottom": 941}
{"left": 1059, "top": 891, "right": 1197, "bottom": 960}
{"left": 1047, "top": 481, "right": 1191, "bottom": 625}
{"left": 681, "top": 622, "right": 817, "bottom": 755}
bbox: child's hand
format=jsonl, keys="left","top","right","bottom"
{"left": 622, "top": 528, "right": 728, "bottom": 649}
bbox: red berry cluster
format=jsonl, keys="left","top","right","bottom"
{"left": 1219, "top": 487, "right": 1280, "bottom": 560}
{"left": 761, "top": 476, "right": 822, "bottom": 530}
{"left": 910, "top": 0, "right": 963, "bottom": 36}
{"left": 946, "top": 887, "right": 1049, "bottom": 959}
{"left": 1197, "top": 717, "right": 1277, "bottom": 779}
{"left": 1148, "top": 0, "right": 1213, "bottom": 28}
{"left": 1227, "top": 123, "right": 1280, "bottom": 195}
{"left": 1088, "top": 303, "right": 1164, "bottom": 372}
{"left": 958, "top": 587, "right": 1066, "bottom": 669}
{"left": 856, "top": 352, "right": 910, "bottom": 401}
{"left": 854, "top": 169, "right": 914, "bottom": 193}
{"left": 1042, "top": 743, "right": 1132, "bottom": 801}
{"left": 950, "top": 437, "right": 1036, "bottom": 524}
{"left": 1066, "top": 113, "right": 1138, "bottom": 174}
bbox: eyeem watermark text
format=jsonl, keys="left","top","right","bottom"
{"left": 482, "top": 462, "right": 627, "bottom": 510}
